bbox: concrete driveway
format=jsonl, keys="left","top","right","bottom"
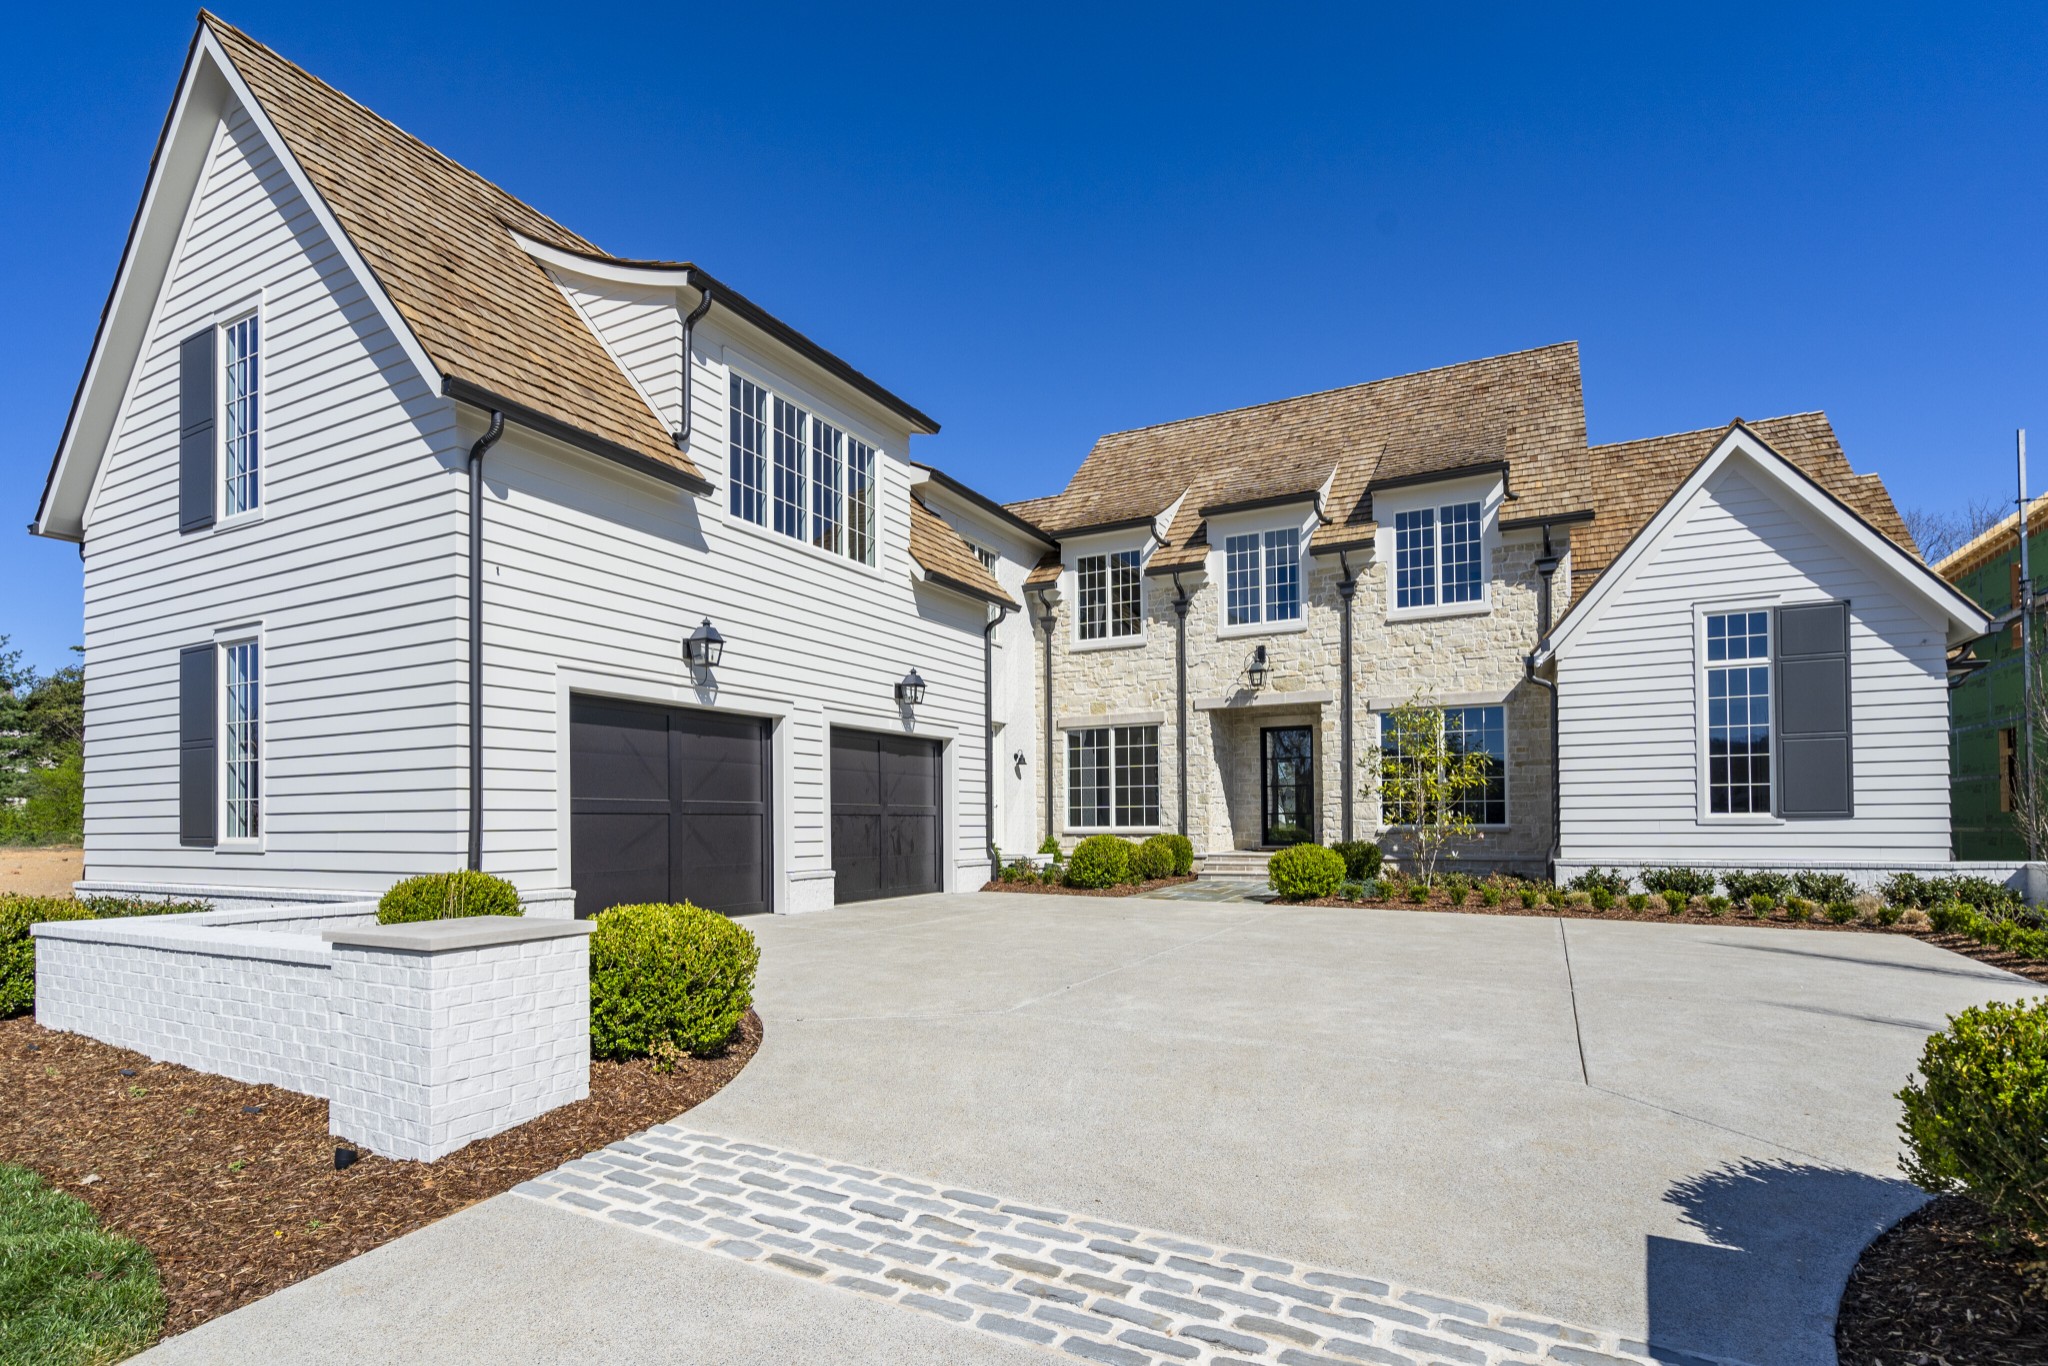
{"left": 143, "top": 894, "right": 2045, "bottom": 1366}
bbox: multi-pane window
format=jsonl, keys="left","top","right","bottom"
{"left": 728, "top": 374, "right": 876, "bottom": 566}
{"left": 1076, "top": 550, "right": 1142, "bottom": 641}
{"left": 223, "top": 640, "right": 260, "bottom": 841}
{"left": 810, "top": 416, "right": 844, "bottom": 553}
{"left": 1706, "top": 610, "right": 1772, "bottom": 814}
{"left": 222, "top": 314, "right": 260, "bottom": 517}
{"left": 1067, "top": 725, "right": 1160, "bottom": 828}
{"left": 1393, "top": 500, "right": 1484, "bottom": 609}
{"left": 772, "top": 397, "right": 807, "bottom": 539}
{"left": 969, "top": 543, "right": 998, "bottom": 570}
{"left": 728, "top": 374, "right": 766, "bottom": 524}
{"left": 1223, "top": 529, "right": 1302, "bottom": 627}
{"left": 1377, "top": 704, "right": 1507, "bottom": 826}
{"left": 846, "top": 438, "right": 876, "bottom": 567}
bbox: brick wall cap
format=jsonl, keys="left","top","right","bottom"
{"left": 325, "top": 917, "right": 593, "bottom": 954}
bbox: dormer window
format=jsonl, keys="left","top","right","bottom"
{"left": 1393, "top": 500, "right": 1484, "bottom": 609}
{"left": 727, "top": 371, "right": 876, "bottom": 566}
{"left": 1224, "top": 528, "right": 1301, "bottom": 626}
{"left": 1077, "top": 550, "right": 1142, "bottom": 641}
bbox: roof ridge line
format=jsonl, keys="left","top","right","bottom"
{"left": 200, "top": 10, "right": 601, "bottom": 255}
{"left": 1087, "top": 340, "right": 1580, "bottom": 443}
{"left": 1591, "top": 410, "right": 1830, "bottom": 453}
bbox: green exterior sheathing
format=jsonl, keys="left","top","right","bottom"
{"left": 1949, "top": 528, "right": 2042, "bottom": 859}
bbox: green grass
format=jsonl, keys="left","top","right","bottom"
{"left": 0, "top": 1165, "right": 163, "bottom": 1365}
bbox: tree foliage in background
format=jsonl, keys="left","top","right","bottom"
{"left": 1901, "top": 496, "right": 2005, "bottom": 565}
{"left": 0, "top": 636, "right": 85, "bottom": 845}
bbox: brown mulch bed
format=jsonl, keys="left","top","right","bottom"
{"left": 1836, "top": 1195, "right": 2048, "bottom": 1365}
{"left": 0, "top": 1009, "right": 759, "bottom": 1338}
{"left": 978, "top": 875, "right": 1196, "bottom": 897}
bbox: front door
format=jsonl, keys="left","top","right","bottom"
{"left": 1260, "top": 726, "right": 1315, "bottom": 845}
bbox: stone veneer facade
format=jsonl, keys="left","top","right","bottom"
{"left": 1033, "top": 521, "right": 1574, "bottom": 877}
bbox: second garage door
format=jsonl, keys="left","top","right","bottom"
{"left": 830, "top": 729, "right": 942, "bottom": 903}
{"left": 569, "top": 695, "right": 771, "bottom": 918}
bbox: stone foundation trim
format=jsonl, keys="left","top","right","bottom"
{"left": 1193, "top": 689, "right": 1334, "bottom": 711}
{"left": 519, "top": 1129, "right": 1741, "bottom": 1366}
{"left": 1058, "top": 711, "right": 1168, "bottom": 729}
{"left": 1365, "top": 687, "right": 1517, "bottom": 711}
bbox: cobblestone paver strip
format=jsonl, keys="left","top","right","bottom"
{"left": 515, "top": 1129, "right": 1732, "bottom": 1366}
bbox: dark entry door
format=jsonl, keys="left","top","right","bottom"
{"left": 1261, "top": 726, "right": 1315, "bottom": 845}
{"left": 570, "top": 695, "right": 771, "bottom": 918}
{"left": 831, "top": 728, "right": 942, "bottom": 902}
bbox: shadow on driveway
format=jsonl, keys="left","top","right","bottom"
{"left": 1647, "top": 1159, "right": 1924, "bottom": 1365}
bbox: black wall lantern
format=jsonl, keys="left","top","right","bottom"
{"left": 685, "top": 617, "right": 725, "bottom": 670}
{"left": 1245, "top": 644, "right": 1270, "bottom": 690}
{"left": 895, "top": 667, "right": 927, "bottom": 706}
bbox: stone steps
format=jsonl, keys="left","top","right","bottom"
{"left": 1197, "top": 849, "right": 1274, "bottom": 882}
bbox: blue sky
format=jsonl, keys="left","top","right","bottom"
{"left": 2, "top": 3, "right": 2043, "bottom": 672}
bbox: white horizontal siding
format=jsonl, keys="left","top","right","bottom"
{"left": 1555, "top": 459, "right": 1952, "bottom": 865}
{"left": 80, "top": 100, "right": 467, "bottom": 894}
{"left": 554, "top": 275, "right": 681, "bottom": 432}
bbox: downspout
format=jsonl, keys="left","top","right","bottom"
{"left": 1338, "top": 549, "right": 1358, "bottom": 843}
{"left": 674, "top": 285, "right": 715, "bottom": 450}
{"left": 467, "top": 410, "right": 505, "bottom": 873}
{"left": 1035, "top": 587, "right": 1058, "bottom": 848}
{"left": 1172, "top": 572, "right": 1191, "bottom": 837}
{"left": 984, "top": 601, "right": 1013, "bottom": 879}
{"left": 1525, "top": 522, "right": 1561, "bottom": 883}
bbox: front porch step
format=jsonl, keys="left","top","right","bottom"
{"left": 1197, "top": 849, "right": 1274, "bottom": 882}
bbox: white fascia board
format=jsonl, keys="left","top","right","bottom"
{"left": 1536, "top": 426, "right": 1993, "bottom": 665}
{"left": 37, "top": 31, "right": 439, "bottom": 540}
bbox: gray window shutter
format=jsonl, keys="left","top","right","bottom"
{"left": 178, "top": 328, "right": 216, "bottom": 533}
{"left": 1776, "top": 601, "right": 1853, "bottom": 819}
{"left": 179, "top": 644, "right": 216, "bottom": 847}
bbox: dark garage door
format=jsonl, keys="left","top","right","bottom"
{"left": 831, "top": 729, "right": 942, "bottom": 903}
{"left": 570, "top": 695, "right": 771, "bottom": 918}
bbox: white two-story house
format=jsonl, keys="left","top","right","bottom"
{"left": 33, "top": 15, "right": 1027, "bottom": 915}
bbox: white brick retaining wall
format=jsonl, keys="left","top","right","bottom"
{"left": 1551, "top": 859, "right": 2039, "bottom": 899}
{"left": 32, "top": 905, "right": 593, "bottom": 1161}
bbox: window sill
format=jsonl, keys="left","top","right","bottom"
{"left": 215, "top": 839, "right": 266, "bottom": 855}
{"left": 1071, "top": 635, "right": 1146, "bottom": 653}
{"left": 1386, "top": 600, "right": 1490, "bottom": 624}
{"left": 1696, "top": 815, "right": 1785, "bottom": 827}
{"left": 1063, "top": 827, "right": 1164, "bottom": 837}
{"left": 212, "top": 507, "right": 265, "bottom": 534}
{"left": 1377, "top": 824, "right": 1510, "bottom": 833}
{"left": 1218, "top": 618, "right": 1308, "bottom": 640}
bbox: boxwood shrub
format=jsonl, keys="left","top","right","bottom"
{"left": 1642, "top": 867, "right": 1716, "bottom": 899}
{"left": 589, "top": 902, "right": 760, "bottom": 1059}
{"left": 377, "top": 870, "right": 521, "bottom": 924}
{"left": 1567, "top": 868, "right": 1629, "bottom": 897}
{"left": 1062, "top": 835, "right": 1133, "bottom": 889}
{"left": 1794, "top": 871, "right": 1857, "bottom": 905}
{"left": 2, "top": 895, "right": 206, "bottom": 1018}
{"left": 1900, "top": 997, "right": 2048, "bottom": 1243}
{"left": 1721, "top": 870, "right": 1791, "bottom": 903}
{"left": 1161, "top": 834, "right": 1195, "bottom": 877}
{"left": 1268, "top": 844, "right": 1344, "bottom": 901}
{"left": 1133, "top": 835, "right": 1178, "bottom": 882}
{"left": 1330, "top": 841, "right": 1383, "bottom": 882}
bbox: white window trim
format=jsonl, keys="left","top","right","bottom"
{"left": 1213, "top": 518, "right": 1311, "bottom": 639}
{"left": 1372, "top": 704, "right": 1511, "bottom": 832}
{"left": 213, "top": 292, "right": 266, "bottom": 532}
{"left": 719, "top": 361, "right": 889, "bottom": 581}
{"left": 1063, "top": 724, "right": 1163, "bottom": 833}
{"left": 1377, "top": 476, "right": 1500, "bottom": 621}
{"left": 1694, "top": 599, "right": 1786, "bottom": 826}
{"left": 214, "top": 624, "right": 265, "bottom": 853}
{"left": 1068, "top": 543, "right": 1148, "bottom": 650}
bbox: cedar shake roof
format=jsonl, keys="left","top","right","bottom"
{"left": 201, "top": 14, "right": 704, "bottom": 483}
{"left": 1005, "top": 343, "right": 1590, "bottom": 576}
{"left": 1572, "top": 412, "right": 1917, "bottom": 599}
{"left": 909, "top": 497, "right": 1017, "bottom": 608}
{"left": 1936, "top": 501, "right": 2044, "bottom": 581}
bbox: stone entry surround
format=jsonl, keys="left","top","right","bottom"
{"left": 516, "top": 1129, "right": 1680, "bottom": 1366}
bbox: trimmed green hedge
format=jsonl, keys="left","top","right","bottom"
{"left": 376, "top": 871, "right": 522, "bottom": 924}
{"left": 589, "top": 902, "right": 760, "bottom": 1059}
{"left": 1133, "top": 835, "right": 1177, "bottom": 881}
{"left": 1330, "top": 841, "right": 1383, "bottom": 882}
{"left": 1064, "top": 835, "right": 1132, "bottom": 889}
{"left": 1, "top": 895, "right": 207, "bottom": 1018}
{"left": 1900, "top": 997, "right": 2048, "bottom": 1243}
{"left": 1269, "top": 844, "right": 1345, "bottom": 901}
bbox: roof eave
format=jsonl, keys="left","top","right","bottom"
{"left": 444, "top": 376, "right": 712, "bottom": 495}
{"left": 912, "top": 465, "right": 1056, "bottom": 547}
